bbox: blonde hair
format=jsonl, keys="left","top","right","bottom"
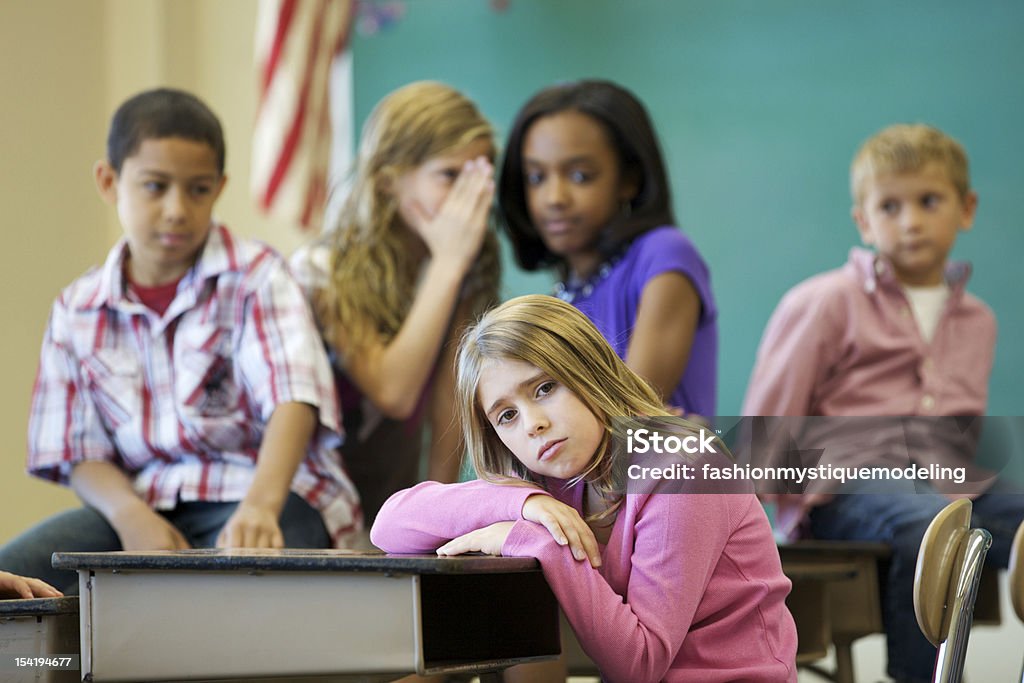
{"left": 319, "top": 81, "right": 500, "bottom": 352}
{"left": 457, "top": 295, "right": 681, "bottom": 520}
{"left": 851, "top": 123, "right": 970, "bottom": 205}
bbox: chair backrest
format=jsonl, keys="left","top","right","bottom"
{"left": 913, "top": 499, "right": 992, "bottom": 683}
{"left": 1011, "top": 522, "right": 1024, "bottom": 683}
{"left": 1010, "top": 520, "right": 1024, "bottom": 625}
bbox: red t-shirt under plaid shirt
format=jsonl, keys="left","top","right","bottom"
{"left": 27, "top": 224, "right": 360, "bottom": 546}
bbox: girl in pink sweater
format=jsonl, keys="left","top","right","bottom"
{"left": 371, "top": 295, "right": 796, "bottom": 683}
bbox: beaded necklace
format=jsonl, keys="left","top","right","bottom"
{"left": 553, "top": 249, "right": 626, "bottom": 304}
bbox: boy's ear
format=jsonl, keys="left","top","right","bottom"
{"left": 93, "top": 160, "right": 118, "bottom": 205}
{"left": 213, "top": 173, "right": 228, "bottom": 202}
{"left": 851, "top": 204, "right": 875, "bottom": 246}
{"left": 959, "top": 190, "right": 979, "bottom": 232}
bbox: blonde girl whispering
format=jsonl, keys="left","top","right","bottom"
{"left": 291, "top": 82, "right": 500, "bottom": 526}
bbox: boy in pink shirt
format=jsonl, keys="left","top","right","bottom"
{"left": 743, "top": 124, "right": 1024, "bottom": 682}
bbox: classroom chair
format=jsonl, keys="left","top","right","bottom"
{"left": 1009, "top": 520, "right": 1024, "bottom": 683}
{"left": 778, "top": 538, "right": 1002, "bottom": 683}
{"left": 913, "top": 499, "right": 992, "bottom": 683}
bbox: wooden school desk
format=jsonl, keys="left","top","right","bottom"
{"left": 52, "top": 549, "right": 560, "bottom": 682}
{"left": 778, "top": 541, "right": 890, "bottom": 683}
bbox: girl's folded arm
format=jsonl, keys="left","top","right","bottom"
{"left": 370, "top": 479, "right": 550, "bottom": 552}
{"left": 502, "top": 493, "right": 730, "bottom": 683}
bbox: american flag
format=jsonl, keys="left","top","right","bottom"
{"left": 252, "top": 0, "right": 355, "bottom": 231}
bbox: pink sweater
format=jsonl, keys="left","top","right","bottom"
{"left": 371, "top": 479, "right": 797, "bottom": 683}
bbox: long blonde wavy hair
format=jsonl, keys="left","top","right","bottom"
{"left": 319, "top": 81, "right": 501, "bottom": 353}
{"left": 456, "top": 295, "right": 673, "bottom": 521}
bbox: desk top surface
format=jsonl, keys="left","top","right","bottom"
{"left": 781, "top": 560, "right": 860, "bottom": 582}
{"left": 0, "top": 595, "right": 78, "bottom": 616}
{"left": 51, "top": 549, "right": 540, "bottom": 574}
{"left": 777, "top": 540, "right": 892, "bottom": 558}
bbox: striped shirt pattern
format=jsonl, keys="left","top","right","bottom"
{"left": 28, "top": 224, "right": 360, "bottom": 545}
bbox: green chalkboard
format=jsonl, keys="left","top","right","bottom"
{"left": 351, "top": 0, "right": 1024, "bottom": 422}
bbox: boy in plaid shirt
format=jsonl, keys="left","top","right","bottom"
{"left": 0, "top": 89, "right": 359, "bottom": 592}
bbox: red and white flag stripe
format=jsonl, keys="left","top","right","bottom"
{"left": 252, "top": 0, "right": 354, "bottom": 231}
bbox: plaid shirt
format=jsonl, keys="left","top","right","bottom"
{"left": 28, "top": 224, "right": 360, "bottom": 546}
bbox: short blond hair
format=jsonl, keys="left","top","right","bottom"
{"left": 851, "top": 124, "right": 970, "bottom": 205}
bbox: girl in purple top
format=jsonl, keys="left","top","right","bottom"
{"left": 498, "top": 80, "right": 718, "bottom": 417}
{"left": 371, "top": 295, "right": 796, "bottom": 683}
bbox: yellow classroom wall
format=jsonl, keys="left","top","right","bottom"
{"left": 0, "top": 0, "right": 307, "bottom": 544}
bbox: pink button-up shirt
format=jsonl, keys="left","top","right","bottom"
{"left": 742, "top": 248, "right": 996, "bottom": 523}
{"left": 743, "top": 248, "right": 994, "bottom": 419}
{"left": 27, "top": 225, "right": 360, "bottom": 545}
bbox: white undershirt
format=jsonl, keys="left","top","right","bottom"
{"left": 903, "top": 283, "right": 950, "bottom": 343}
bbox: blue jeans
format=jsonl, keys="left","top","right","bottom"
{"left": 809, "top": 478, "right": 1024, "bottom": 683}
{"left": 0, "top": 493, "right": 329, "bottom": 594}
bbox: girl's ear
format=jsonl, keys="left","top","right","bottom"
{"left": 377, "top": 165, "right": 400, "bottom": 197}
{"left": 94, "top": 160, "right": 118, "bottom": 205}
{"left": 618, "top": 166, "right": 641, "bottom": 204}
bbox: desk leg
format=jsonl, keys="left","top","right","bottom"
{"left": 834, "top": 637, "right": 855, "bottom": 683}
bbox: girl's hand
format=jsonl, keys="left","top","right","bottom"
{"left": 0, "top": 570, "right": 63, "bottom": 599}
{"left": 216, "top": 502, "right": 285, "bottom": 549}
{"left": 407, "top": 157, "right": 494, "bottom": 271}
{"left": 436, "top": 521, "right": 515, "bottom": 558}
{"left": 522, "top": 495, "right": 602, "bottom": 568}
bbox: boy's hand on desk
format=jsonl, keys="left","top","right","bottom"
{"left": 113, "top": 504, "right": 191, "bottom": 551}
{"left": 522, "top": 495, "right": 602, "bottom": 568}
{"left": 436, "top": 521, "right": 515, "bottom": 558}
{"left": 216, "top": 501, "right": 285, "bottom": 549}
